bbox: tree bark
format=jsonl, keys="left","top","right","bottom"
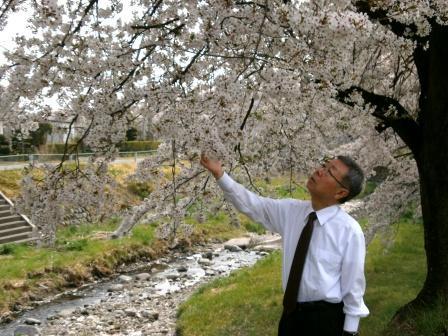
{"left": 393, "top": 23, "right": 448, "bottom": 321}
{"left": 413, "top": 22, "right": 448, "bottom": 303}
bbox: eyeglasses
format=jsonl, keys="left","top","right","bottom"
{"left": 319, "top": 161, "right": 349, "bottom": 190}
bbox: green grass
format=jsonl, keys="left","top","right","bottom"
{"left": 177, "top": 252, "right": 283, "bottom": 336}
{"left": 255, "top": 176, "right": 310, "bottom": 200}
{"left": 177, "top": 221, "right": 429, "bottom": 336}
{"left": 187, "top": 211, "right": 248, "bottom": 241}
{"left": 407, "top": 301, "right": 448, "bottom": 336}
{"left": 0, "top": 219, "right": 158, "bottom": 279}
{"left": 185, "top": 208, "right": 270, "bottom": 240}
{"left": 362, "top": 222, "right": 426, "bottom": 335}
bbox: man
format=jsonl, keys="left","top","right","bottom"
{"left": 200, "top": 154, "right": 369, "bottom": 336}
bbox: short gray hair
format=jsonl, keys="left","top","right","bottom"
{"left": 336, "top": 155, "right": 365, "bottom": 204}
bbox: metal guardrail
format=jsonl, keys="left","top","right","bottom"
{"left": 0, "top": 150, "right": 158, "bottom": 165}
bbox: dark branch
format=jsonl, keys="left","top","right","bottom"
{"left": 171, "top": 45, "right": 206, "bottom": 85}
{"left": 353, "top": 0, "right": 427, "bottom": 43}
{"left": 235, "top": 1, "right": 268, "bottom": 9}
{"left": 53, "top": 114, "right": 87, "bottom": 173}
{"left": 112, "top": 46, "right": 155, "bottom": 94}
{"left": 56, "top": 0, "right": 98, "bottom": 50}
{"left": 0, "top": 0, "right": 15, "bottom": 22}
{"left": 72, "top": 0, "right": 98, "bottom": 35}
{"left": 131, "top": 18, "right": 180, "bottom": 30}
{"left": 110, "top": 99, "right": 139, "bottom": 117}
{"left": 147, "top": 0, "right": 163, "bottom": 18}
{"left": 234, "top": 143, "right": 263, "bottom": 195}
{"left": 238, "top": 98, "right": 254, "bottom": 132}
{"left": 337, "top": 86, "right": 421, "bottom": 155}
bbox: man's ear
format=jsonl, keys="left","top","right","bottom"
{"left": 335, "top": 188, "right": 349, "bottom": 202}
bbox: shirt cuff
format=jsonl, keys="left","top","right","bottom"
{"left": 344, "top": 315, "right": 360, "bottom": 333}
{"left": 216, "top": 172, "right": 234, "bottom": 191}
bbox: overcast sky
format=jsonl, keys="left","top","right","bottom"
{"left": 0, "top": 8, "right": 31, "bottom": 64}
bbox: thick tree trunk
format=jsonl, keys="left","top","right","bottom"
{"left": 393, "top": 23, "right": 448, "bottom": 321}
{"left": 414, "top": 23, "right": 448, "bottom": 303}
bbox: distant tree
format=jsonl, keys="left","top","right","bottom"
{"left": 29, "top": 123, "right": 52, "bottom": 147}
{"left": 10, "top": 123, "right": 52, "bottom": 153}
{"left": 11, "top": 132, "right": 33, "bottom": 154}
{"left": 0, "top": 134, "right": 10, "bottom": 155}
{"left": 126, "top": 127, "right": 138, "bottom": 141}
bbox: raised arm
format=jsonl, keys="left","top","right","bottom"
{"left": 200, "top": 153, "right": 290, "bottom": 235}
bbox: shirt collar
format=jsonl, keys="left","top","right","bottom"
{"left": 306, "top": 204, "right": 340, "bottom": 226}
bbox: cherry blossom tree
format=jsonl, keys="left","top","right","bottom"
{"left": 1, "top": 0, "right": 447, "bottom": 327}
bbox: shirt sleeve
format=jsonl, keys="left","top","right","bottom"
{"left": 341, "top": 228, "right": 370, "bottom": 332}
{"left": 216, "top": 172, "right": 287, "bottom": 235}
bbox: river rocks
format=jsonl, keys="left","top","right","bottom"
{"left": 79, "top": 308, "right": 89, "bottom": 316}
{"left": 198, "top": 258, "right": 212, "bottom": 266}
{"left": 135, "top": 272, "right": 151, "bottom": 281}
{"left": 124, "top": 308, "right": 137, "bottom": 317}
{"left": 14, "top": 325, "right": 40, "bottom": 336}
{"left": 57, "top": 309, "right": 73, "bottom": 318}
{"left": 24, "top": 318, "right": 42, "bottom": 325}
{"left": 224, "top": 244, "right": 243, "bottom": 252}
{"left": 118, "top": 275, "right": 133, "bottom": 283}
{"left": 224, "top": 237, "right": 251, "bottom": 249}
{"left": 252, "top": 244, "right": 279, "bottom": 252}
{"left": 177, "top": 265, "right": 188, "bottom": 272}
{"left": 205, "top": 269, "right": 215, "bottom": 276}
{"left": 107, "top": 284, "right": 125, "bottom": 292}
{"left": 166, "top": 272, "right": 180, "bottom": 280}
{"left": 202, "top": 251, "right": 214, "bottom": 260}
{"left": 141, "top": 310, "right": 159, "bottom": 321}
{"left": 186, "top": 267, "right": 206, "bottom": 279}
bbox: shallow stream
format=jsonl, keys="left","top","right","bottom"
{"left": 0, "top": 239, "right": 278, "bottom": 336}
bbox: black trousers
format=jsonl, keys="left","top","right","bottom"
{"left": 278, "top": 301, "right": 345, "bottom": 336}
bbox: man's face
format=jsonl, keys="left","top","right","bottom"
{"left": 306, "top": 159, "right": 349, "bottom": 204}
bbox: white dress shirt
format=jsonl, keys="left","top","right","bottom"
{"left": 217, "top": 172, "right": 369, "bottom": 332}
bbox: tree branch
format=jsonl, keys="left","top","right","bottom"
{"left": 337, "top": 86, "right": 421, "bottom": 155}
{"left": 56, "top": 0, "right": 98, "bottom": 49}
{"left": 131, "top": 18, "right": 180, "bottom": 30}
{"left": 110, "top": 99, "right": 139, "bottom": 117}
{"left": 112, "top": 46, "right": 156, "bottom": 94}
{"left": 171, "top": 45, "right": 207, "bottom": 85}
{"left": 0, "top": 0, "right": 16, "bottom": 23}
{"left": 240, "top": 98, "right": 255, "bottom": 130}
{"left": 352, "top": 0, "right": 427, "bottom": 43}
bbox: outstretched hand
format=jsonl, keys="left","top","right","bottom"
{"left": 200, "top": 153, "right": 224, "bottom": 179}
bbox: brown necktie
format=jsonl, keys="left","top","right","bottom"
{"left": 282, "top": 211, "right": 317, "bottom": 315}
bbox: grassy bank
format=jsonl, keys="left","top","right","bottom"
{"left": 177, "top": 221, "right": 436, "bottom": 336}
{"left": 0, "top": 220, "right": 157, "bottom": 318}
{"left": 177, "top": 251, "right": 283, "bottom": 336}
